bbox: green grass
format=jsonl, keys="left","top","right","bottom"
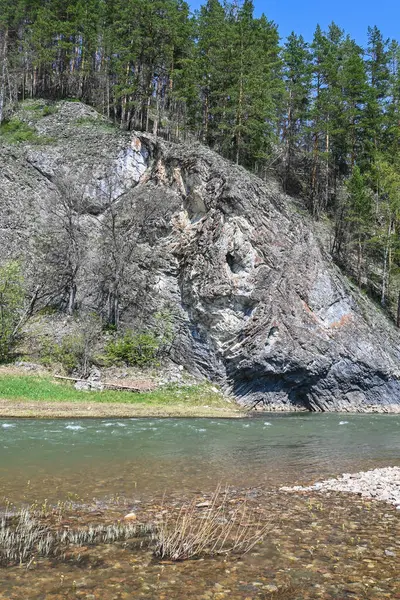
{"left": 0, "top": 374, "right": 229, "bottom": 407}
{"left": 0, "top": 119, "right": 53, "bottom": 145}
{"left": 23, "top": 103, "right": 58, "bottom": 116}
{"left": 74, "top": 115, "right": 115, "bottom": 131}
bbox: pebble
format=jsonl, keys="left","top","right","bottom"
{"left": 264, "top": 584, "right": 278, "bottom": 592}
{"left": 123, "top": 512, "right": 137, "bottom": 521}
{"left": 281, "top": 467, "right": 400, "bottom": 507}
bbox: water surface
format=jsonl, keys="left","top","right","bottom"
{"left": 1, "top": 413, "right": 399, "bottom": 504}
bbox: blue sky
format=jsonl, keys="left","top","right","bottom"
{"left": 188, "top": 0, "right": 399, "bottom": 47}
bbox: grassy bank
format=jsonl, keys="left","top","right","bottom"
{"left": 0, "top": 370, "right": 243, "bottom": 418}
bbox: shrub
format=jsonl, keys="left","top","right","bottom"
{"left": 56, "top": 334, "right": 84, "bottom": 373}
{"left": 0, "top": 507, "right": 153, "bottom": 567}
{"left": 0, "top": 118, "right": 53, "bottom": 144}
{"left": 42, "top": 105, "right": 57, "bottom": 117}
{"left": 152, "top": 487, "right": 270, "bottom": 561}
{"left": 105, "top": 330, "right": 160, "bottom": 367}
{"left": 36, "top": 335, "right": 83, "bottom": 373}
{"left": 104, "top": 309, "right": 176, "bottom": 368}
{"left": 38, "top": 315, "right": 101, "bottom": 375}
{"left": 154, "top": 309, "right": 174, "bottom": 349}
{"left": 0, "top": 262, "right": 24, "bottom": 362}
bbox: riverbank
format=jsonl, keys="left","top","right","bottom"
{"left": 0, "top": 398, "right": 242, "bottom": 418}
{"left": 0, "top": 368, "right": 243, "bottom": 418}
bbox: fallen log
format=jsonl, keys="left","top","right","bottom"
{"left": 54, "top": 374, "right": 156, "bottom": 393}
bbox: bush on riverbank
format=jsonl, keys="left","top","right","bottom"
{"left": 24, "top": 310, "right": 175, "bottom": 375}
{"left": 103, "top": 311, "right": 175, "bottom": 368}
{"left": 0, "top": 262, "right": 25, "bottom": 363}
{"left": 104, "top": 331, "right": 160, "bottom": 367}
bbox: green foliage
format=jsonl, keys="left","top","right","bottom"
{"left": 75, "top": 115, "right": 114, "bottom": 130}
{"left": 38, "top": 315, "right": 101, "bottom": 375}
{"left": 0, "top": 119, "right": 39, "bottom": 143}
{"left": 56, "top": 335, "right": 85, "bottom": 373}
{"left": 0, "top": 118, "right": 51, "bottom": 144}
{"left": 0, "top": 262, "right": 24, "bottom": 362}
{"left": 104, "top": 309, "right": 175, "bottom": 367}
{"left": 42, "top": 104, "right": 57, "bottom": 116}
{"left": 18, "top": 102, "right": 57, "bottom": 117}
{"left": 38, "top": 335, "right": 84, "bottom": 373}
{"left": 105, "top": 331, "right": 160, "bottom": 367}
{"left": 346, "top": 165, "right": 372, "bottom": 230}
{"left": 154, "top": 309, "right": 175, "bottom": 347}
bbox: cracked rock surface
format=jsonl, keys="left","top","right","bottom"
{"left": 1, "top": 100, "right": 400, "bottom": 411}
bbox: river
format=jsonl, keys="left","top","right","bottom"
{"left": 0, "top": 414, "right": 399, "bottom": 599}
{"left": 1, "top": 413, "right": 399, "bottom": 503}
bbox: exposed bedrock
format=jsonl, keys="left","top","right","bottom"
{"left": 1, "top": 101, "right": 400, "bottom": 411}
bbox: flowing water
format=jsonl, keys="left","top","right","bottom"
{"left": 0, "top": 414, "right": 399, "bottom": 599}
{"left": 1, "top": 414, "right": 399, "bottom": 504}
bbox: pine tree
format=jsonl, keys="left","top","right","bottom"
{"left": 386, "top": 41, "right": 400, "bottom": 156}
{"left": 282, "top": 32, "right": 312, "bottom": 192}
{"left": 364, "top": 26, "right": 390, "bottom": 160}
{"left": 223, "top": 1, "right": 282, "bottom": 167}
{"left": 371, "top": 155, "right": 400, "bottom": 307}
{"left": 195, "top": 0, "right": 229, "bottom": 146}
{"left": 345, "top": 165, "right": 372, "bottom": 285}
{"left": 339, "top": 37, "right": 368, "bottom": 171}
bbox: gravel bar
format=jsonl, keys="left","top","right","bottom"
{"left": 281, "top": 466, "right": 400, "bottom": 509}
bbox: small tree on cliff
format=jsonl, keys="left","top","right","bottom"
{"left": 0, "top": 261, "right": 24, "bottom": 362}
{"left": 33, "top": 178, "right": 87, "bottom": 315}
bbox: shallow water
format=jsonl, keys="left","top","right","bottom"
{"left": 0, "top": 414, "right": 399, "bottom": 599}
{"left": 1, "top": 413, "right": 399, "bottom": 504}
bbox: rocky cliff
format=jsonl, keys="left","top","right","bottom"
{"left": 1, "top": 100, "right": 400, "bottom": 412}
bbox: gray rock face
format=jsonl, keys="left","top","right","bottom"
{"left": 2, "top": 100, "right": 400, "bottom": 411}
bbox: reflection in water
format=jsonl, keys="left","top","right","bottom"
{"left": 0, "top": 414, "right": 399, "bottom": 504}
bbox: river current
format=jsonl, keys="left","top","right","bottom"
{"left": 1, "top": 413, "right": 399, "bottom": 504}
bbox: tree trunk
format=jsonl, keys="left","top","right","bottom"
{"left": 325, "top": 125, "right": 329, "bottom": 210}
{"left": 397, "top": 291, "right": 400, "bottom": 328}
{"left": 67, "top": 283, "right": 77, "bottom": 316}
{"left": 285, "top": 91, "right": 292, "bottom": 192}
{"left": 0, "top": 28, "right": 8, "bottom": 125}
{"left": 236, "top": 37, "right": 244, "bottom": 166}
{"left": 357, "top": 236, "right": 362, "bottom": 287}
{"left": 381, "top": 219, "right": 392, "bottom": 307}
{"left": 153, "top": 78, "right": 159, "bottom": 136}
{"left": 203, "top": 91, "right": 209, "bottom": 143}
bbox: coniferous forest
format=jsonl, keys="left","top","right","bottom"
{"left": 1, "top": 0, "right": 400, "bottom": 318}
